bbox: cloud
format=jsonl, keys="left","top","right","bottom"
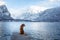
{"left": 38, "top": 0, "right": 60, "bottom": 8}
{"left": 49, "top": 0, "right": 60, "bottom": 2}
{"left": 0, "top": 0, "right": 5, "bottom": 5}
{"left": 27, "top": 6, "right": 47, "bottom": 14}
{"left": 8, "top": 8, "right": 26, "bottom": 19}
{"left": 30, "top": 6, "right": 46, "bottom": 13}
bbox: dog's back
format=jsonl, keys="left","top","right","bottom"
{"left": 20, "top": 24, "right": 25, "bottom": 34}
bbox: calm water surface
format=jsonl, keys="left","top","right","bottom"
{"left": 0, "top": 22, "right": 60, "bottom": 40}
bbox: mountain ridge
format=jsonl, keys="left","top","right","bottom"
{"left": 0, "top": 5, "right": 13, "bottom": 21}
{"left": 18, "top": 7, "right": 60, "bottom": 22}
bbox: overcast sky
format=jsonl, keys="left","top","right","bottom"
{"left": 4, "top": 0, "right": 59, "bottom": 8}
{"left": 0, "top": 0, "right": 60, "bottom": 18}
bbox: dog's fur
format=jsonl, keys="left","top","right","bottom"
{"left": 20, "top": 24, "right": 25, "bottom": 35}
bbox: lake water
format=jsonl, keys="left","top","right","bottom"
{"left": 0, "top": 22, "right": 60, "bottom": 40}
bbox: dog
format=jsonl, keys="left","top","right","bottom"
{"left": 20, "top": 24, "right": 25, "bottom": 35}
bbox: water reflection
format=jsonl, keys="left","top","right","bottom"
{"left": 0, "top": 22, "right": 60, "bottom": 40}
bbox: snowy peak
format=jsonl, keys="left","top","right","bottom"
{"left": 0, "top": 5, "right": 10, "bottom": 16}
{"left": 0, "top": 5, "right": 13, "bottom": 20}
{"left": 18, "top": 7, "right": 60, "bottom": 22}
{"left": 35, "top": 7, "right": 60, "bottom": 22}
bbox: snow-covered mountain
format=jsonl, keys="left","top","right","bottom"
{"left": 16, "top": 6, "right": 47, "bottom": 21}
{"left": 18, "top": 12, "right": 39, "bottom": 21}
{"left": 18, "top": 7, "right": 60, "bottom": 22}
{"left": 35, "top": 7, "right": 60, "bottom": 22}
{"left": 0, "top": 5, "right": 13, "bottom": 20}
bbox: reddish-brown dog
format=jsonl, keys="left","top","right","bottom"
{"left": 20, "top": 24, "right": 25, "bottom": 35}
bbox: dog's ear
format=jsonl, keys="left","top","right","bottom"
{"left": 21, "top": 24, "right": 25, "bottom": 26}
